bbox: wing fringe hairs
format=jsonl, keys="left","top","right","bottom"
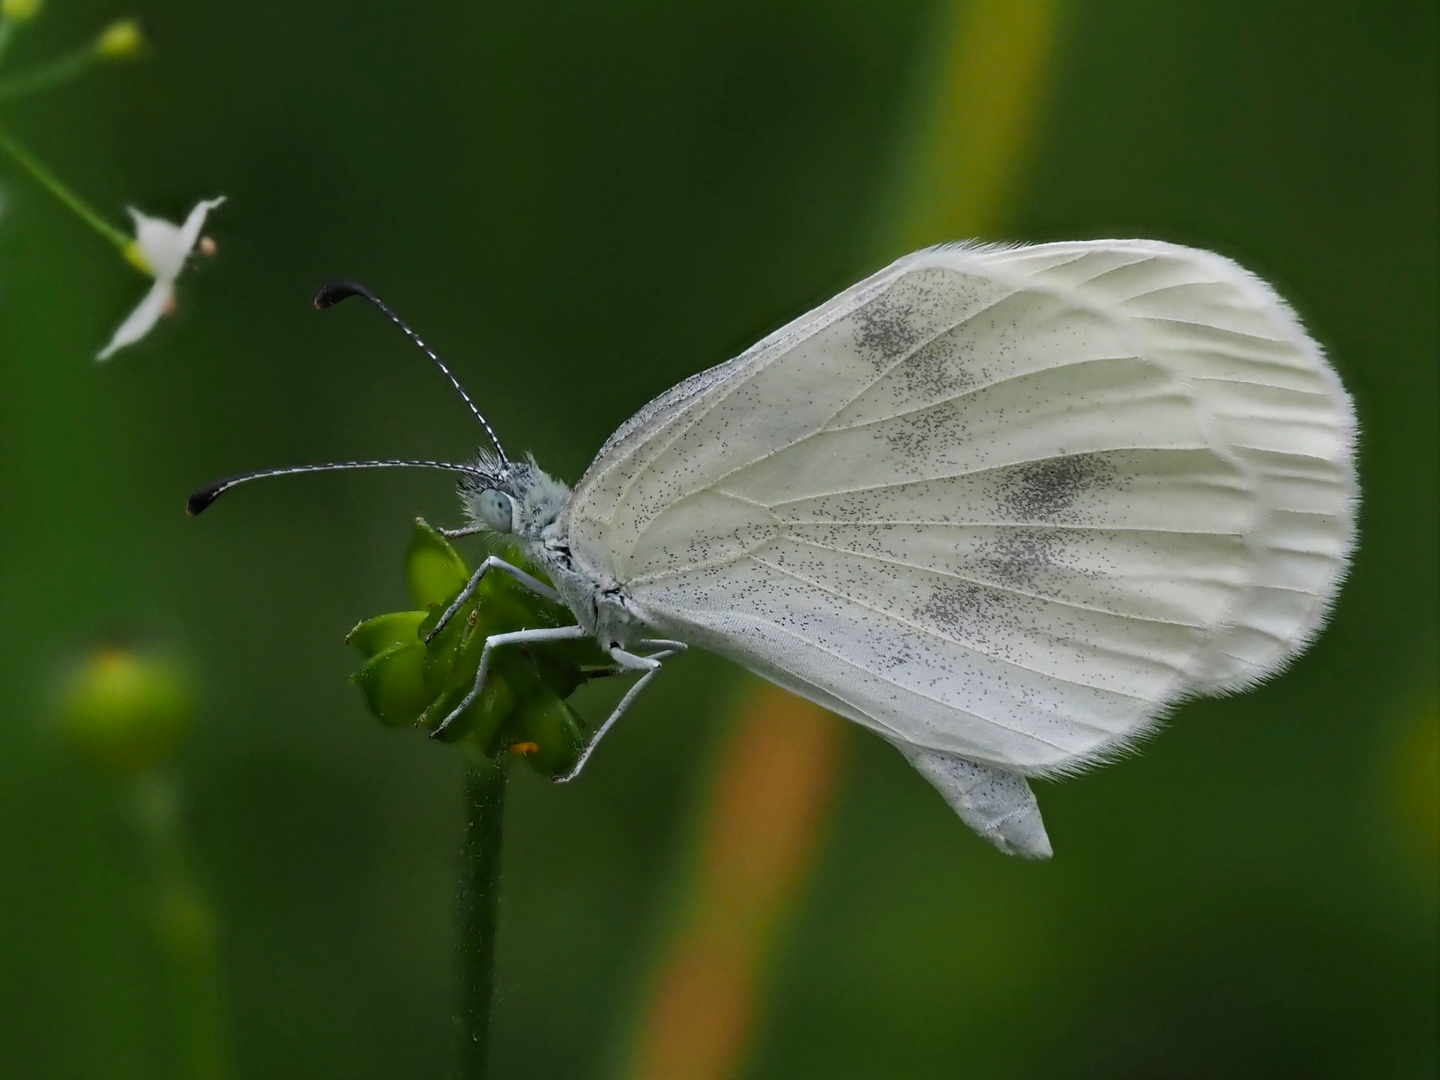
{"left": 564, "top": 240, "right": 1357, "bottom": 856}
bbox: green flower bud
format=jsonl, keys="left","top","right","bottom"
{"left": 350, "top": 518, "right": 615, "bottom": 775}
{"left": 1, "top": 0, "right": 43, "bottom": 24}
{"left": 505, "top": 687, "right": 584, "bottom": 778}
{"left": 59, "top": 648, "right": 195, "bottom": 774}
{"left": 418, "top": 592, "right": 478, "bottom": 696}
{"left": 351, "top": 640, "right": 432, "bottom": 727}
{"left": 407, "top": 518, "right": 470, "bottom": 609}
{"left": 420, "top": 669, "right": 518, "bottom": 745}
{"left": 347, "top": 610, "right": 427, "bottom": 659}
{"left": 527, "top": 633, "right": 616, "bottom": 696}
{"left": 95, "top": 18, "right": 144, "bottom": 59}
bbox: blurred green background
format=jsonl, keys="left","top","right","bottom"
{"left": 1, "top": 1, "right": 1435, "bottom": 1077}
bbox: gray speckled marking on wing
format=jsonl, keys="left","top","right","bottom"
{"left": 565, "top": 241, "right": 1356, "bottom": 776}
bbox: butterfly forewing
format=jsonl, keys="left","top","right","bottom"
{"left": 564, "top": 241, "right": 1356, "bottom": 776}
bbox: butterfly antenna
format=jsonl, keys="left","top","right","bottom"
{"left": 314, "top": 281, "right": 509, "bottom": 463}
{"left": 187, "top": 459, "right": 487, "bottom": 517}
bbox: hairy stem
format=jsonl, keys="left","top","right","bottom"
{"left": 456, "top": 761, "right": 509, "bottom": 1080}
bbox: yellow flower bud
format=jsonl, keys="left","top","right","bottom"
{"left": 96, "top": 18, "right": 143, "bottom": 60}
{"left": 1, "top": 0, "right": 44, "bottom": 24}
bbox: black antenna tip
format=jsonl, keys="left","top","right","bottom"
{"left": 313, "top": 280, "right": 374, "bottom": 310}
{"left": 186, "top": 481, "right": 225, "bottom": 517}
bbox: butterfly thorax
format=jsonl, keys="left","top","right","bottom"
{"left": 537, "top": 536, "right": 648, "bottom": 649}
{"left": 462, "top": 456, "right": 649, "bottom": 650}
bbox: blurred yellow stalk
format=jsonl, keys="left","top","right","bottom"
{"left": 622, "top": 4, "right": 1060, "bottom": 1079}
{"left": 1396, "top": 691, "right": 1439, "bottom": 873}
{"left": 891, "top": 0, "right": 1060, "bottom": 248}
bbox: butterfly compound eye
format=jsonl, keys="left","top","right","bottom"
{"left": 478, "top": 490, "right": 515, "bottom": 533}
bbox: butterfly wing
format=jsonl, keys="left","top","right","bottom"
{"left": 566, "top": 241, "right": 1356, "bottom": 782}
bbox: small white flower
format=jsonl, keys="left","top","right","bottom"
{"left": 97, "top": 196, "right": 225, "bottom": 361}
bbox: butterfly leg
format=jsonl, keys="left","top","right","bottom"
{"left": 425, "top": 556, "right": 563, "bottom": 644}
{"left": 633, "top": 638, "right": 688, "bottom": 655}
{"left": 554, "top": 641, "right": 684, "bottom": 783}
{"left": 437, "top": 524, "right": 484, "bottom": 539}
{"left": 429, "top": 624, "right": 590, "bottom": 738}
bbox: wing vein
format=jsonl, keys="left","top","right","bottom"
{"left": 773, "top": 518, "right": 1245, "bottom": 536}
{"left": 1133, "top": 313, "right": 1288, "bottom": 345}
{"left": 747, "top": 552, "right": 1176, "bottom": 694}
{"left": 663, "top": 603, "right": 1125, "bottom": 748}
{"left": 748, "top": 447, "right": 1225, "bottom": 510}
{"left": 819, "top": 354, "right": 1158, "bottom": 435}
{"left": 779, "top": 534, "right": 1210, "bottom": 628}
{"left": 598, "top": 281, "right": 907, "bottom": 521}
{"left": 606, "top": 285, "right": 1032, "bottom": 521}
{"left": 812, "top": 283, "right": 1024, "bottom": 431}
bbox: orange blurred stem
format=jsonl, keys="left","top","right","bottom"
{"left": 456, "top": 761, "right": 508, "bottom": 1080}
{"left": 624, "top": 685, "right": 843, "bottom": 1080}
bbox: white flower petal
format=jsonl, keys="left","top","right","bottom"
{"left": 97, "top": 278, "right": 175, "bottom": 361}
{"left": 100, "top": 197, "right": 226, "bottom": 360}
{"left": 129, "top": 196, "right": 225, "bottom": 281}
{"left": 173, "top": 197, "right": 225, "bottom": 266}
{"left": 127, "top": 208, "right": 183, "bottom": 279}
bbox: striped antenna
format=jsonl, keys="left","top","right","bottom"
{"left": 314, "top": 281, "right": 508, "bottom": 463}
{"left": 187, "top": 459, "right": 487, "bottom": 517}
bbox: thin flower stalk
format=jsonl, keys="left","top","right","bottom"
{"left": 0, "top": 129, "right": 131, "bottom": 251}
{"left": 0, "top": 45, "right": 100, "bottom": 102}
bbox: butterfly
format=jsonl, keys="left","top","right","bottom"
{"left": 191, "top": 240, "right": 1357, "bottom": 857}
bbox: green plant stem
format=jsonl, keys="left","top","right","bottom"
{"left": 0, "top": 45, "right": 100, "bottom": 103}
{"left": 135, "top": 772, "right": 233, "bottom": 1080}
{"left": 456, "top": 761, "right": 509, "bottom": 1080}
{"left": 0, "top": 130, "right": 132, "bottom": 251}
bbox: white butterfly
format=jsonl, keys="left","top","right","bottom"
{"left": 193, "top": 240, "right": 1357, "bottom": 858}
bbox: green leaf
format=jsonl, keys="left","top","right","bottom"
{"left": 406, "top": 518, "right": 470, "bottom": 609}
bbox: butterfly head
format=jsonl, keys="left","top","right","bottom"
{"left": 459, "top": 454, "right": 570, "bottom": 541}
